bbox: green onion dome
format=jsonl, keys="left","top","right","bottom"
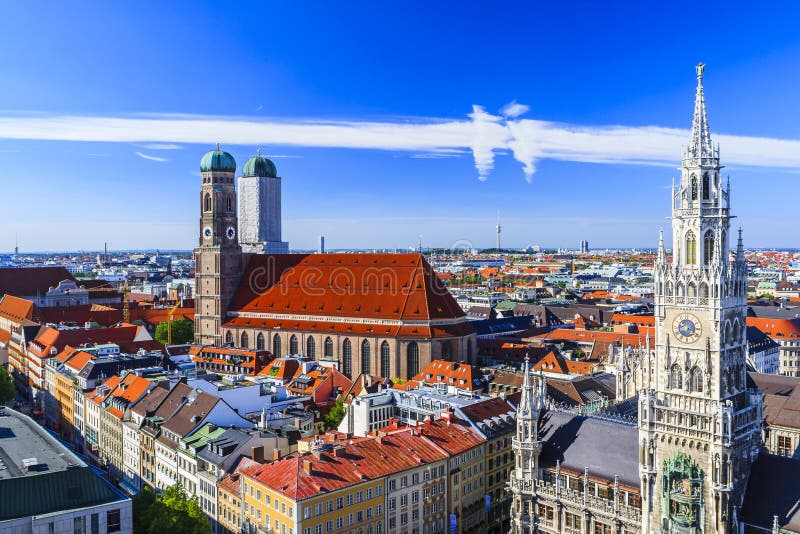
{"left": 200, "top": 144, "right": 236, "bottom": 173}
{"left": 242, "top": 149, "right": 277, "bottom": 178}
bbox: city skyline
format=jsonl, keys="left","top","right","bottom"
{"left": 2, "top": 1, "right": 800, "bottom": 251}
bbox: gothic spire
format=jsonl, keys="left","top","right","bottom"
{"left": 520, "top": 354, "right": 533, "bottom": 416}
{"left": 736, "top": 227, "right": 745, "bottom": 262}
{"left": 688, "top": 62, "right": 714, "bottom": 158}
{"left": 657, "top": 229, "right": 665, "bottom": 265}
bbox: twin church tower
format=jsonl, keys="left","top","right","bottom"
{"left": 194, "top": 148, "right": 288, "bottom": 346}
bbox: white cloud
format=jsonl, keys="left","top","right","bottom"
{"left": 1, "top": 108, "right": 800, "bottom": 181}
{"left": 500, "top": 100, "right": 530, "bottom": 119}
{"left": 140, "top": 143, "right": 182, "bottom": 150}
{"left": 135, "top": 151, "right": 168, "bottom": 162}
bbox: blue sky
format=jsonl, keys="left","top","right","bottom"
{"left": 2, "top": 1, "right": 800, "bottom": 252}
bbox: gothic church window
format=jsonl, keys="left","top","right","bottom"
{"left": 225, "top": 331, "right": 233, "bottom": 345}
{"left": 256, "top": 333, "right": 265, "bottom": 351}
{"left": 380, "top": 341, "right": 391, "bottom": 378}
{"left": 289, "top": 335, "right": 298, "bottom": 355}
{"left": 241, "top": 332, "right": 249, "bottom": 348}
{"left": 204, "top": 193, "right": 212, "bottom": 212}
{"left": 691, "top": 176, "right": 698, "bottom": 201}
{"left": 702, "top": 173, "right": 710, "bottom": 200}
{"left": 324, "top": 337, "right": 334, "bottom": 359}
{"left": 307, "top": 337, "right": 316, "bottom": 358}
{"left": 407, "top": 342, "right": 420, "bottom": 379}
{"left": 685, "top": 231, "right": 697, "bottom": 265}
{"left": 699, "top": 282, "right": 709, "bottom": 298}
{"left": 273, "top": 334, "right": 282, "bottom": 357}
{"left": 361, "top": 340, "right": 371, "bottom": 375}
{"left": 343, "top": 339, "right": 352, "bottom": 376}
{"left": 226, "top": 195, "right": 233, "bottom": 212}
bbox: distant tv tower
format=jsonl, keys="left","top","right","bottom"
{"left": 495, "top": 211, "right": 502, "bottom": 251}
{"left": 14, "top": 233, "right": 18, "bottom": 257}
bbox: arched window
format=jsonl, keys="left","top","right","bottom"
{"left": 289, "top": 335, "right": 298, "bottom": 355}
{"left": 690, "top": 367, "right": 704, "bottom": 392}
{"left": 670, "top": 364, "right": 683, "bottom": 389}
{"left": 324, "top": 337, "right": 334, "bottom": 359}
{"left": 691, "top": 176, "right": 698, "bottom": 201}
{"left": 685, "top": 231, "right": 697, "bottom": 265}
{"left": 380, "top": 341, "right": 391, "bottom": 378}
{"left": 256, "top": 333, "right": 265, "bottom": 351}
{"left": 702, "top": 173, "right": 710, "bottom": 200}
{"left": 699, "top": 282, "right": 709, "bottom": 298}
{"left": 687, "top": 282, "right": 697, "bottom": 297}
{"left": 361, "top": 340, "right": 371, "bottom": 375}
{"left": 441, "top": 340, "right": 452, "bottom": 360}
{"left": 240, "top": 332, "right": 249, "bottom": 348}
{"left": 342, "top": 339, "right": 352, "bottom": 377}
{"left": 225, "top": 331, "right": 233, "bottom": 345}
{"left": 204, "top": 193, "right": 212, "bottom": 212}
{"left": 226, "top": 195, "right": 233, "bottom": 212}
{"left": 273, "top": 334, "right": 282, "bottom": 358}
{"left": 306, "top": 337, "right": 316, "bottom": 359}
{"left": 666, "top": 282, "right": 673, "bottom": 296}
{"left": 407, "top": 342, "right": 420, "bottom": 379}
{"left": 704, "top": 230, "right": 715, "bottom": 265}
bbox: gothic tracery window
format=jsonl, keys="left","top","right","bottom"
{"left": 240, "top": 332, "right": 249, "bottom": 348}
{"left": 407, "top": 342, "right": 420, "bottom": 379}
{"left": 273, "top": 334, "right": 282, "bottom": 357}
{"left": 225, "top": 331, "right": 233, "bottom": 345}
{"left": 685, "top": 231, "right": 697, "bottom": 265}
{"left": 690, "top": 367, "right": 703, "bottom": 392}
{"left": 361, "top": 339, "right": 371, "bottom": 375}
{"left": 256, "top": 333, "right": 265, "bottom": 351}
{"left": 691, "top": 176, "right": 698, "bottom": 201}
{"left": 342, "top": 338, "right": 352, "bottom": 376}
{"left": 289, "top": 334, "right": 298, "bottom": 355}
{"left": 702, "top": 173, "right": 710, "bottom": 200}
{"left": 204, "top": 193, "right": 212, "bottom": 212}
{"left": 704, "top": 230, "right": 715, "bottom": 265}
{"left": 306, "top": 337, "right": 316, "bottom": 358}
{"left": 324, "top": 337, "right": 334, "bottom": 359}
{"left": 381, "top": 341, "right": 391, "bottom": 378}
{"left": 670, "top": 364, "right": 683, "bottom": 389}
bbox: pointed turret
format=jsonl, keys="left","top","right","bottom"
{"left": 736, "top": 227, "right": 745, "bottom": 264}
{"left": 657, "top": 229, "right": 666, "bottom": 265}
{"left": 688, "top": 62, "right": 714, "bottom": 158}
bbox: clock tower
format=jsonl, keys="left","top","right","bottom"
{"left": 194, "top": 145, "right": 243, "bottom": 346}
{"left": 638, "top": 64, "right": 763, "bottom": 534}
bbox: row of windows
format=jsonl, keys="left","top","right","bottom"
{"left": 225, "top": 331, "right": 422, "bottom": 378}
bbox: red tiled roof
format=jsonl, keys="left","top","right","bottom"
{"left": 228, "top": 253, "right": 466, "bottom": 323}
{"left": 0, "top": 267, "right": 77, "bottom": 298}
{"left": 0, "top": 295, "right": 35, "bottom": 323}
{"left": 241, "top": 429, "right": 450, "bottom": 501}
{"left": 413, "top": 359, "right": 484, "bottom": 391}
{"left": 747, "top": 317, "right": 800, "bottom": 339}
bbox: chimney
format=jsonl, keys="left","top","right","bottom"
{"left": 302, "top": 459, "right": 313, "bottom": 474}
{"left": 252, "top": 446, "right": 265, "bottom": 464}
{"left": 273, "top": 449, "right": 281, "bottom": 461}
{"left": 333, "top": 446, "right": 345, "bottom": 457}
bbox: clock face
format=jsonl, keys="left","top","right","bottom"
{"left": 203, "top": 226, "right": 213, "bottom": 240}
{"left": 673, "top": 313, "right": 702, "bottom": 344}
{"left": 226, "top": 226, "right": 236, "bottom": 240}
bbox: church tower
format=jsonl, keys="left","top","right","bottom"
{"left": 510, "top": 357, "right": 546, "bottom": 534}
{"left": 238, "top": 150, "right": 289, "bottom": 254}
{"left": 639, "top": 64, "right": 762, "bottom": 534}
{"left": 194, "top": 145, "right": 243, "bottom": 345}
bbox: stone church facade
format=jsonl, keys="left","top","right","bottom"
{"left": 510, "top": 65, "right": 797, "bottom": 534}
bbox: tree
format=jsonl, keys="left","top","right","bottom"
{"left": 133, "top": 484, "right": 210, "bottom": 534}
{"left": 323, "top": 397, "right": 346, "bottom": 430}
{"left": 154, "top": 318, "right": 194, "bottom": 345}
{"left": 0, "top": 366, "right": 15, "bottom": 405}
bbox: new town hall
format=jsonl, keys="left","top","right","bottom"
{"left": 509, "top": 65, "right": 800, "bottom": 533}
